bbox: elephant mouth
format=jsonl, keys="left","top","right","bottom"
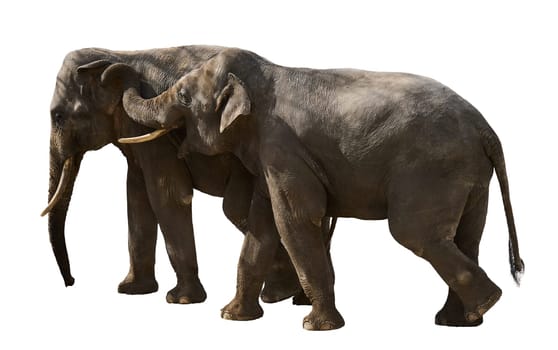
{"left": 41, "top": 157, "right": 73, "bottom": 217}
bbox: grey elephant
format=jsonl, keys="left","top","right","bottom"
{"left": 120, "top": 47, "right": 524, "bottom": 330}
{"left": 43, "top": 46, "right": 331, "bottom": 305}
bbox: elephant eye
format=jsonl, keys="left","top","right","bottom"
{"left": 178, "top": 89, "right": 192, "bottom": 107}
{"left": 51, "top": 110, "right": 64, "bottom": 127}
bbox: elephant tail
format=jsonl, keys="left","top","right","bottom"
{"left": 327, "top": 217, "right": 338, "bottom": 242}
{"left": 321, "top": 217, "right": 337, "bottom": 249}
{"left": 481, "top": 126, "right": 525, "bottom": 285}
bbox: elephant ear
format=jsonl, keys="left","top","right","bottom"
{"left": 76, "top": 60, "right": 112, "bottom": 84}
{"left": 76, "top": 59, "right": 112, "bottom": 73}
{"left": 75, "top": 59, "right": 112, "bottom": 93}
{"left": 76, "top": 60, "right": 138, "bottom": 90}
{"left": 215, "top": 73, "right": 251, "bottom": 133}
{"left": 100, "top": 63, "right": 139, "bottom": 90}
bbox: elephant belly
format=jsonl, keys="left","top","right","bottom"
{"left": 184, "top": 153, "right": 232, "bottom": 197}
{"left": 325, "top": 181, "right": 388, "bottom": 220}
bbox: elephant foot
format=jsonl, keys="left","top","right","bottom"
{"left": 166, "top": 279, "right": 207, "bottom": 304}
{"left": 221, "top": 298, "right": 263, "bottom": 321}
{"left": 292, "top": 290, "right": 311, "bottom": 305}
{"left": 118, "top": 276, "right": 158, "bottom": 295}
{"left": 435, "top": 308, "right": 483, "bottom": 327}
{"left": 464, "top": 287, "right": 502, "bottom": 323}
{"left": 302, "top": 307, "right": 345, "bottom": 331}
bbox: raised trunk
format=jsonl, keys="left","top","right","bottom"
{"left": 122, "top": 86, "right": 178, "bottom": 129}
{"left": 47, "top": 151, "right": 83, "bottom": 286}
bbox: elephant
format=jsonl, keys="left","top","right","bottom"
{"left": 119, "top": 47, "right": 524, "bottom": 330}
{"left": 43, "top": 46, "right": 332, "bottom": 305}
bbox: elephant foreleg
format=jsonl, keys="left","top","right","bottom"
{"left": 222, "top": 161, "right": 253, "bottom": 233}
{"left": 118, "top": 163, "right": 158, "bottom": 295}
{"left": 221, "top": 190, "right": 280, "bottom": 320}
{"left": 140, "top": 145, "right": 206, "bottom": 304}
{"left": 262, "top": 150, "right": 344, "bottom": 331}
{"left": 154, "top": 197, "right": 206, "bottom": 304}
{"left": 221, "top": 162, "right": 301, "bottom": 304}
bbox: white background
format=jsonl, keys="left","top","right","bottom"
{"left": 1, "top": 0, "right": 556, "bottom": 348}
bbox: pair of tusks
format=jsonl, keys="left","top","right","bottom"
{"left": 41, "top": 158, "right": 73, "bottom": 217}
{"left": 40, "top": 129, "right": 170, "bottom": 217}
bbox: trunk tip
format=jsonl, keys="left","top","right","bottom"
{"left": 64, "top": 276, "right": 75, "bottom": 287}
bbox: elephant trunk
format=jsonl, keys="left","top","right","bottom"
{"left": 45, "top": 150, "right": 83, "bottom": 286}
{"left": 122, "top": 86, "right": 178, "bottom": 129}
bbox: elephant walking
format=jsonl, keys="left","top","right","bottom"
{"left": 43, "top": 46, "right": 326, "bottom": 305}
{"left": 120, "top": 47, "right": 523, "bottom": 330}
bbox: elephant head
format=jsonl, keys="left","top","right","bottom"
{"left": 44, "top": 50, "right": 138, "bottom": 286}
{"left": 119, "top": 50, "right": 252, "bottom": 157}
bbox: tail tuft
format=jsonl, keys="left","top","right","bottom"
{"left": 64, "top": 276, "right": 75, "bottom": 287}
{"left": 509, "top": 240, "right": 525, "bottom": 286}
{"left": 512, "top": 261, "right": 524, "bottom": 286}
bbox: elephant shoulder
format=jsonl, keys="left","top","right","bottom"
{"left": 259, "top": 122, "right": 333, "bottom": 196}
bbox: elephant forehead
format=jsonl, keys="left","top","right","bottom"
{"left": 185, "top": 67, "right": 219, "bottom": 93}
{"left": 52, "top": 67, "right": 82, "bottom": 107}
{"left": 52, "top": 75, "right": 73, "bottom": 100}
{"left": 51, "top": 83, "right": 84, "bottom": 114}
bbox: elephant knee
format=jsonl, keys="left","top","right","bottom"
{"left": 389, "top": 225, "right": 425, "bottom": 257}
{"left": 223, "top": 206, "right": 248, "bottom": 233}
{"left": 398, "top": 238, "right": 425, "bottom": 257}
{"left": 179, "top": 193, "right": 193, "bottom": 207}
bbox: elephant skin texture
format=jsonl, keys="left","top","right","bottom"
{"left": 122, "top": 47, "right": 524, "bottom": 330}
{"left": 45, "top": 46, "right": 324, "bottom": 308}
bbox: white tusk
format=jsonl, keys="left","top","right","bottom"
{"left": 41, "top": 158, "right": 73, "bottom": 217}
{"left": 118, "top": 128, "right": 172, "bottom": 144}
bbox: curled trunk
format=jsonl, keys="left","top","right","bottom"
{"left": 46, "top": 151, "right": 83, "bottom": 286}
{"left": 122, "top": 86, "right": 178, "bottom": 129}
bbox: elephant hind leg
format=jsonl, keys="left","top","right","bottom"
{"left": 435, "top": 188, "right": 489, "bottom": 327}
{"left": 388, "top": 182, "right": 501, "bottom": 324}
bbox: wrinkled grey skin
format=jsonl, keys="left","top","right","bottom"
{"left": 45, "top": 46, "right": 318, "bottom": 305}
{"left": 122, "top": 48, "right": 523, "bottom": 330}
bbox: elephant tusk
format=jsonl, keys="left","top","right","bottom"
{"left": 41, "top": 157, "right": 73, "bottom": 217}
{"left": 118, "top": 128, "right": 172, "bottom": 144}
